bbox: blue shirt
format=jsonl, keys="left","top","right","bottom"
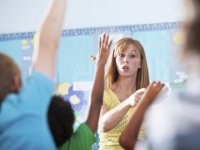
{"left": 0, "top": 71, "right": 56, "bottom": 150}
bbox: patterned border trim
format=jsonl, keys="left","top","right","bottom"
{"left": 0, "top": 22, "right": 181, "bottom": 41}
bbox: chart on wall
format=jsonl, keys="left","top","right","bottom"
{"left": 0, "top": 22, "right": 185, "bottom": 125}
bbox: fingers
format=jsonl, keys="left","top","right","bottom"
{"left": 104, "top": 33, "right": 108, "bottom": 48}
{"left": 99, "top": 37, "right": 102, "bottom": 50}
{"left": 108, "top": 39, "right": 112, "bottom": 50}
{"left": 97, "top": 32, "right": 112, "bottom": 65}
{"left": 103, "top": 33, "right": 109, "bottom": 50}
{"left": 136, "top": 88, "right": 145, "bottom": 94}
{"left": 130, "top": 82, "right": 165, "bottom": 108}
{"left": 99, "top": 32, "right": 112, "bottom": 52}
{"left": 146, "top": 81, "right": 165, "bottom": 97}
{"left": 99, "top": 33, "right": 106, "bottom": 51}
{"left": 151, "top": 81, "right": 165, "bottom": 91}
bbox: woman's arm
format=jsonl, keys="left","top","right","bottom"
{"left": 99, "top": 89, "right": 145, "bottom": 132}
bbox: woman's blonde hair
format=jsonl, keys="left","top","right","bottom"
{"left": 105, "top": 37, "right": 149, "bottom": 89}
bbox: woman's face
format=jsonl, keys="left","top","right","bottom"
{"left": 115, "top": 43, "right": 141, "bottom": 78}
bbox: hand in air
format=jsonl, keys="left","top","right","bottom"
{"left": 142, "top": 81, "right": 165, "bottom": 105}
{"left": 97, "top": 33, "right": 112, "bottom": 66}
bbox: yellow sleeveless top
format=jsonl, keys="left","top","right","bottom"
{"left": 98, "top": 88, "right": 144, "bottom": 150}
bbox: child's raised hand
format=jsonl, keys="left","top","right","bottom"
{"left": 97, "top": 33, "right": 112, "bottom": 66}
{"left": 142, "top": 81, "right": 165, "bottom": 106}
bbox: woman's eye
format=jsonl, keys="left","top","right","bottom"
{"left": 130, "top": 55, "right": 136, "bottom": 58}
{"left": 119, "top": 54, "right": 124, "bottom": 57}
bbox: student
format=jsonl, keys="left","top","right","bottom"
{"left": 48, "top": 95, "right": 75, "bottom": 147}
{"left": 120, "top": 0, "right": 200, "bottom": 149}
{"left": 98, "top": 37, "right": 149, "bottom": 150}
{"left": 48, "top": 33, "right": 111, "bottom": 150}
{"left": 0, "top": 0, "right": 67, "bottom": 149}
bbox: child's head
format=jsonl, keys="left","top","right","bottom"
{"left": 0, "top": 53, "right": 21, "bottom": 103}
{"left": 105, "top": 37, "right": 149, "bottom": 89}
{"left": 183, "top": 0, "right": 200, "bottom": 57}
{"left": 48, "top": 95, "right": 75, "bottom": 147}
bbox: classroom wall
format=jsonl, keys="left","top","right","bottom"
{"left": 0, "top": 0, "right": 183, "bottom": 33}
{"left": 0, "top": 0, "right": 185, "bottom": 124}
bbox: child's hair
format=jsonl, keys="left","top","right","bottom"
{"left": 48, "top": 95, "right": 75, "bottom": 147}
{"left": 184, "top": 0, "right": 200, "bottom": 56}
{"left": 0, "top": 53, "right": 20, "bottom": 103}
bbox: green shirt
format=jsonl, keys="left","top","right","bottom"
{"left": 59, "top": 123, "right": 96, "bottom": 150}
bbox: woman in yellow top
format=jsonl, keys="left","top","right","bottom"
{"left": 98, "top": 36, "right": 150, "bottom": 150}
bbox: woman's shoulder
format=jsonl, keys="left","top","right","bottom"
{"left": 104, "top": 88, "right": 113, "bottom": 95}
{"left": 104, "top": 87, "right": 120, "bottom": 105}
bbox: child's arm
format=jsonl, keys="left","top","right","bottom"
{"left": 85, "top": 33, "right": 112, "bottom": 133}
{"left": 32, "top": 0, "right": 67, "bottom": 80}
{"left": 119, "top": 81, "right": 164, "bottom": 150}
